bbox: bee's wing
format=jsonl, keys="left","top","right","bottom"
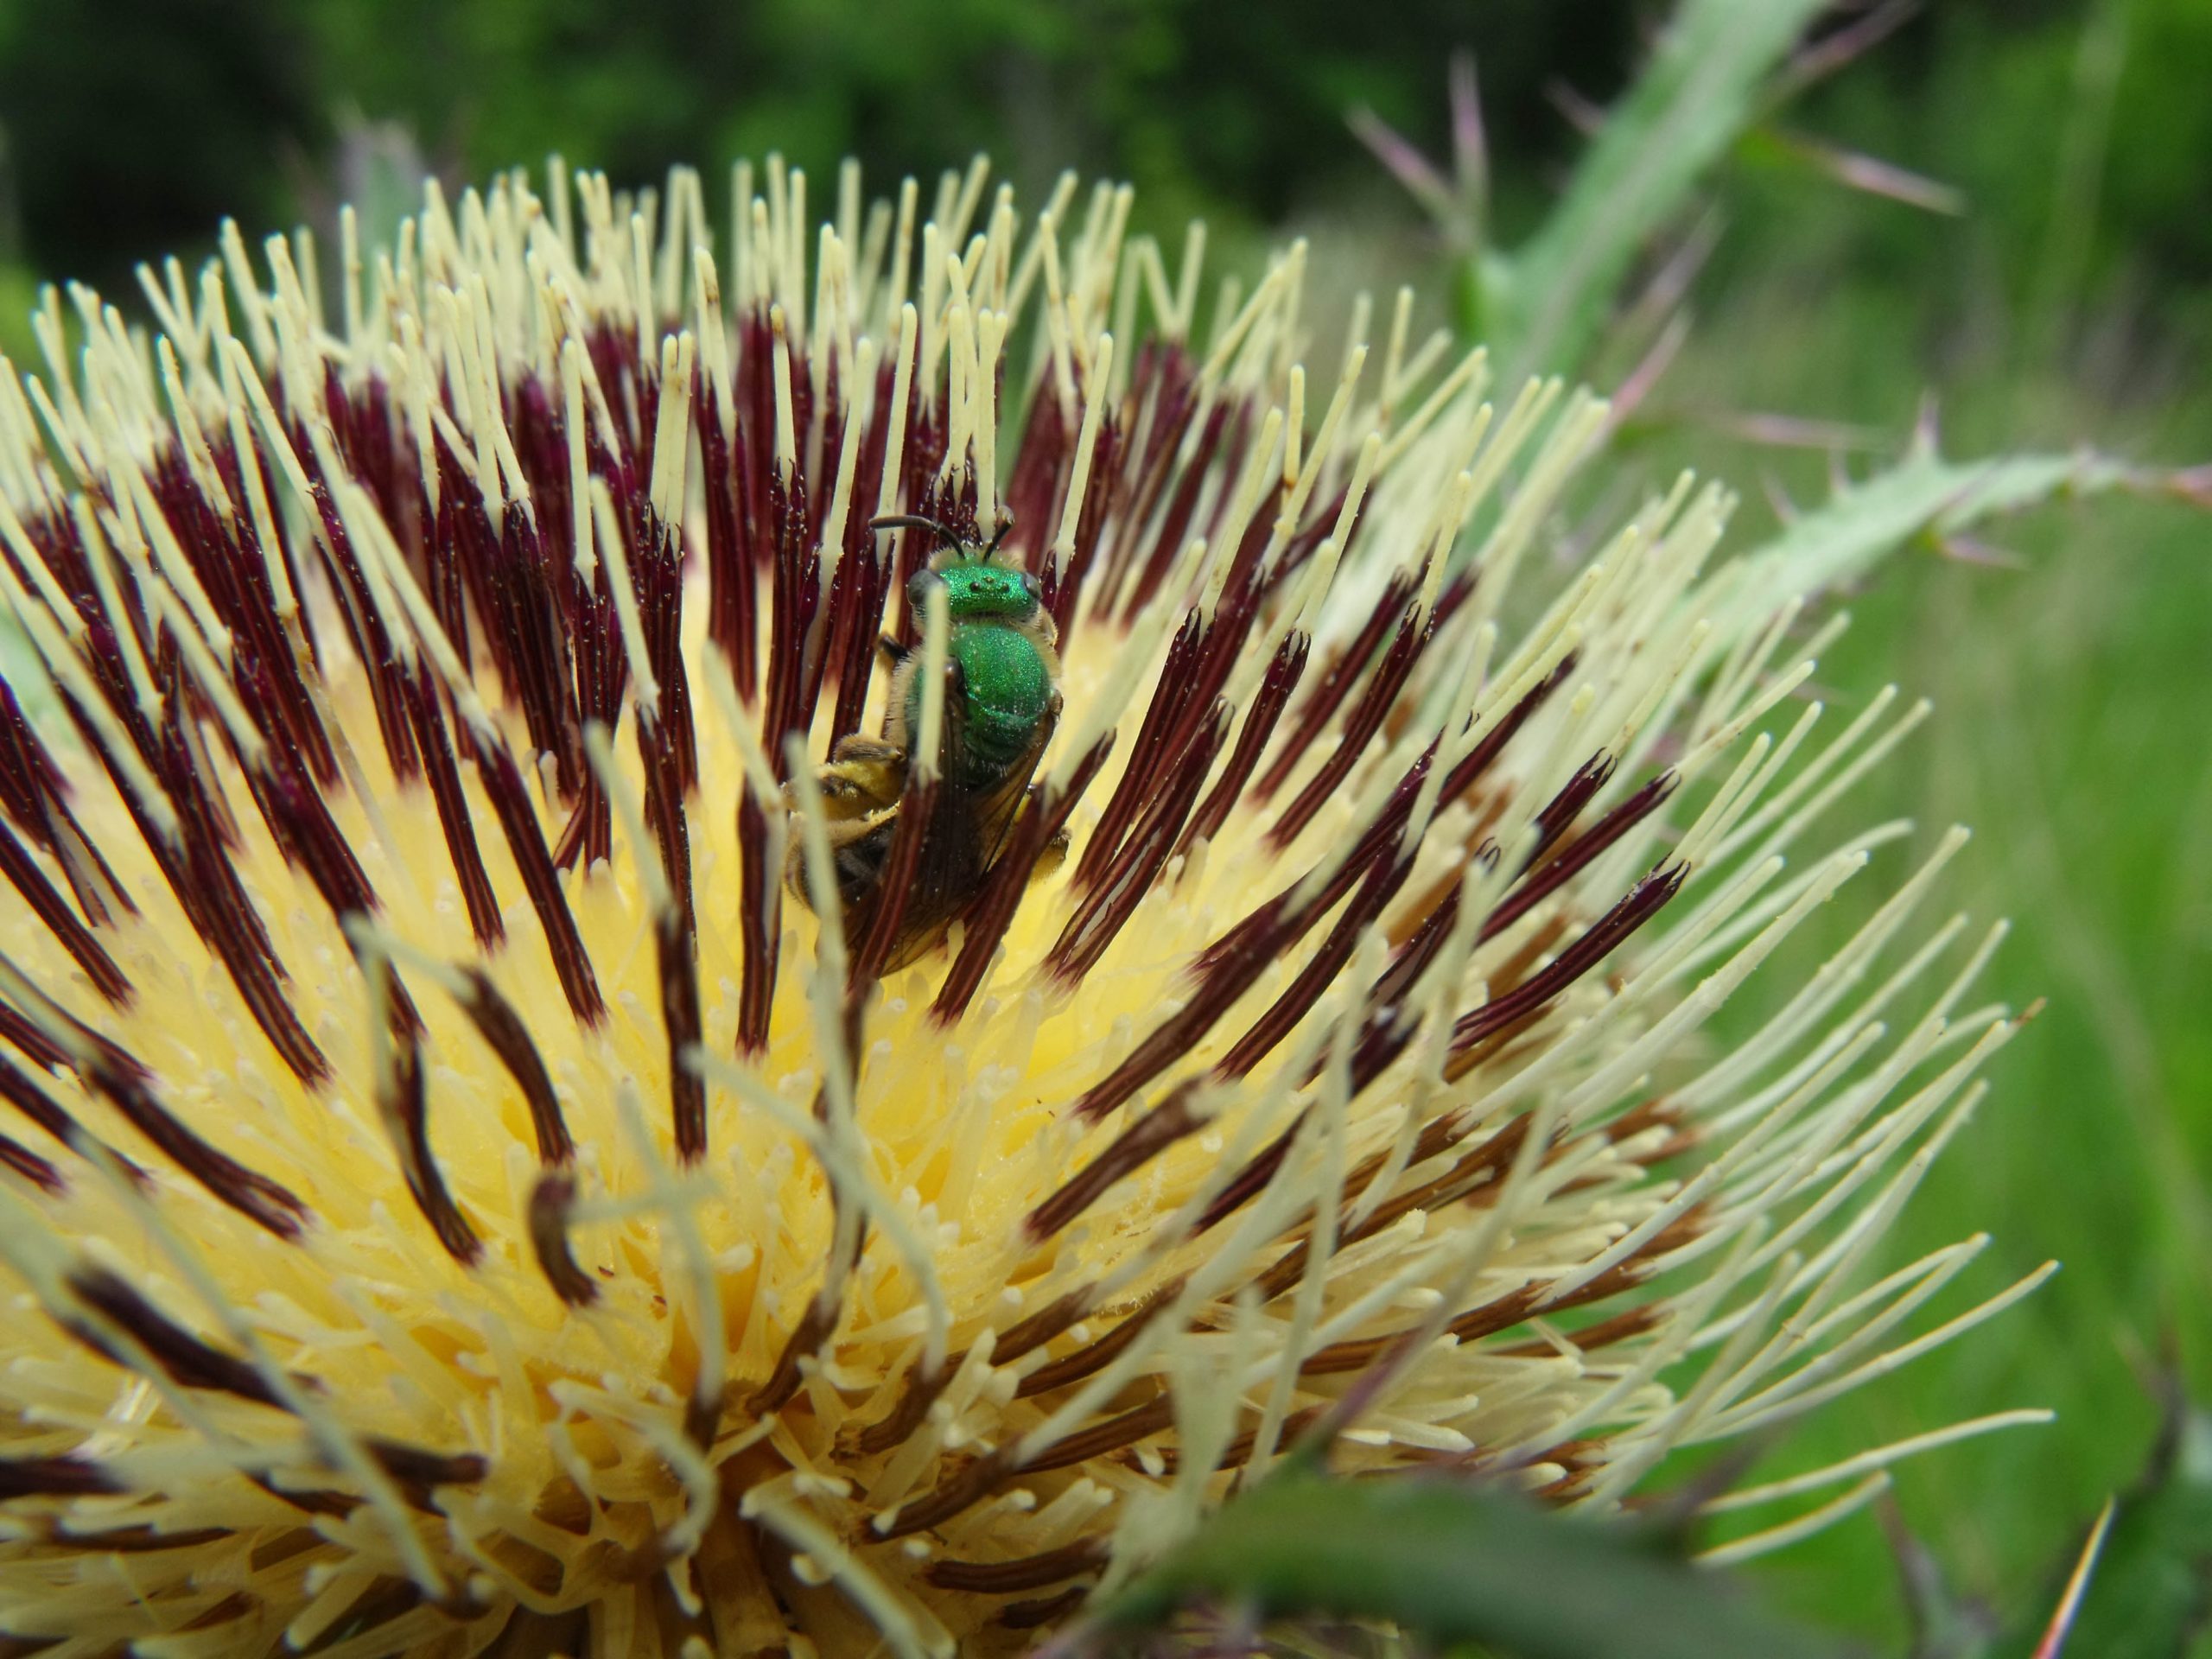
{"left": 964, "top": 692, "right": 1060, "bottom": 871}
{"left": 869, "top": 694, "right": 1061, "bottom": 972}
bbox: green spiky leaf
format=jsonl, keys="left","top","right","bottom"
{"left": 1074, "top": 1474, "right": 1851, "bottom": 1658}
{"left": 1488, "top": 0, "right": 1831, "bottom": 378}
{"left": 1993, "top": 1403, "right": 2212, "bottom": 1659}
{"left": 1729, "top": 445, "right": 2143, "bottom": 622}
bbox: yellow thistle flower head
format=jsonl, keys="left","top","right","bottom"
{"left": 0, "top": 156, "right": 2049, "bottom": 1657}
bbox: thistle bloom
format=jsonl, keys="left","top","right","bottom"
{"left": 0, "top": 158, "right": 2050, "bottom": 1657}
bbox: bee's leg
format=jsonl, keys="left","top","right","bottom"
{"left": 811, "top": 736, "right": 908, "bottom": 821}
{"left": 831, "top": 818, "right": 899, "bottom": 910}
{"left": 829, "top": 734, "right": 905, "bottom": 766}
{"left": 785, "top": 807, "right": 898, "bottom": 906}
{"left": 810, "top": 772, "right": 874, "bottom": 815}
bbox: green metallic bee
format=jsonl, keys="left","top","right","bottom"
{"left": 790, "top": 513, "right": 1067, "bottom": 972}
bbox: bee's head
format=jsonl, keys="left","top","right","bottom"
{"left": 877, "top": 512, "right": 1041, "bottom": 624}
{"left": 909, "top": 557, "right": 1042, "bottom": 623}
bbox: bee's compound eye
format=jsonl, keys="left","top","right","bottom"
{"left": 907, "top": 568, "right": 945, "bottom": 613}
{"left": 1020, "top": 571, "right": 1043, "bottom": 603}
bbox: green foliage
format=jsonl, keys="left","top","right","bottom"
{"left": 1627, "top": 270, "right": 2212, "bottom": 1655}
{"left": 0, "top": 261, "right": 36, "bottom": 364}
{"left": 0, "top": 0, "right": 316, "bottom": 290}
{"left": 1888, "top": 1395, "right": 2212, "bottom": 1659}
{"left": 1478, "top": 0, "right": 1827, "bottom": 381}
{"left": 1071, "top": 1473, "right": 1850, "bottom": 1659}
{"left": 0, "top": 0, "right": 1656, "bottom": 286}
{"left": 2005, "top": 1402, "right": 2212, "bottom": 1659}
{"left": 1728, "top": 444, "right": 2139, "bottom": 624}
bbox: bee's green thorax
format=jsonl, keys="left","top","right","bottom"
{"left": 905, "top": 622, "right": 1052, "bottom": 785}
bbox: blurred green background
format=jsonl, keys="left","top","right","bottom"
{"left": 0, "top": 0, "right": 2206, "bottom": 1649}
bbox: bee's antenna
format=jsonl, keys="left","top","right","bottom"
{"left": 982, "top": 517, "right": 1014, "bottom": 560}
{"left": 870, "top": 513, "right": 960, "bottom": 550}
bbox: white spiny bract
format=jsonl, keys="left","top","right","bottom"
{"left": 0, "top": 156, "right": 2045, "bottom": 1656}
